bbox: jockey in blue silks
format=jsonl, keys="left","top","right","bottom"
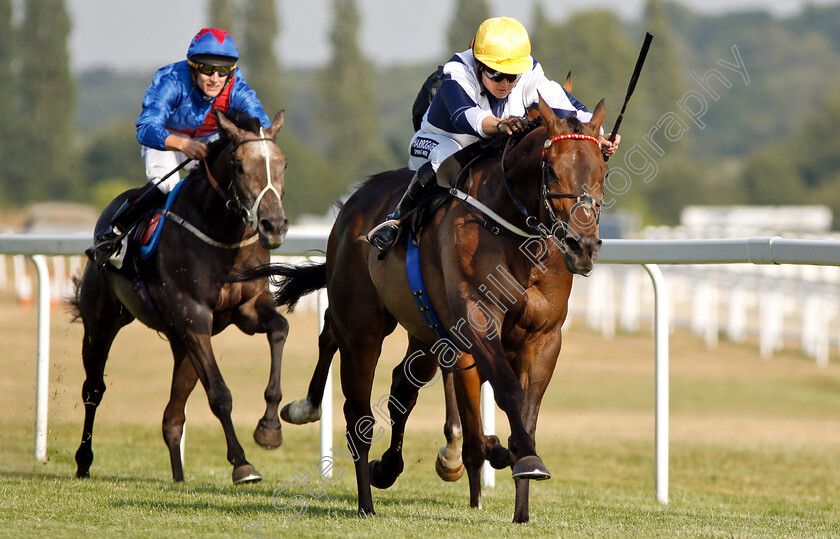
{"left": 87, "top": 28, "right": 271, "bottom": 267}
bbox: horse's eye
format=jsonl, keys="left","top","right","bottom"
{"left": 234, "top": 162, "right": 245, "bottom": 175}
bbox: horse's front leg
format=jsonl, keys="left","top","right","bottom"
{"left": 448, "top": 300, "right": 550, "bottom": 484}
{"left": 511, "top": 336, "right": 561, "bottom": 523}
{"left": 251, "top": 291, "right": 289, "bottom": 449}
{"left": 451, "top": 353, "right": 489, "bottom": 510}
{"left": 184, "top": 324, "right": 261, "bottom": 483}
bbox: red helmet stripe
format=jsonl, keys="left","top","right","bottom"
{"left": 193, "top": 28, "right": 230, "bottom": 45}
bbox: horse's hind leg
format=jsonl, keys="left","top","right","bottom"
{"left": 74, "top": 268, "right": 133, "bottom": 478}
{"left": 435, "top": 366, "right": 465, "bottom": 482}
{"left": 252, "top": 292, "right": 290, "bottom": 449}
{"left": 162, "top": 340, "right": 198, "bottom": 482}
{"left": 369, "top": 337, "right": 437, "bottom": 490}
{"left": 281, "top": 311, "right": 337, "bottom": 425}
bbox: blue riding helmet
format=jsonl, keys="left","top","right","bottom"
{"left": 187, "top": 28, "right": 239, "bottom": 66}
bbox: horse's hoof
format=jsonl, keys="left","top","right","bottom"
{"left": 487, "top": 444, "right": 513, "bottom": 470}
{"left": 435, "top": 451, "right": 465, "bottom": 482}
{"left": 511, "top": 455, "right": 551, "bottom": 481}
{"left": 280, "top": 400, "right": 321, "bottom": 425}
{"left": 253, "top": 424, "right": 283, "bottom": 449}
{"left": 369, "top": 458, "right": 399, "bottom": 489}
{"left": 232, "top": 464, "right": 263, "bottom": 484}
{"left": 357, "top": 506, "right": 376, "bottom": 518}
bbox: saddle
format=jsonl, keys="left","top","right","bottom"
{"left": 109, "top": 178, "right": 187, "bottom": 275}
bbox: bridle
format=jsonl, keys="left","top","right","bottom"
{"left": 203, "top": 127, "right": 283, "bottom": 230}
{"left": 501, "top": 131, "right": 602, "bottom": 239}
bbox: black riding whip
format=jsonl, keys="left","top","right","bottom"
{"left": 604, "top": 32, "right": 654, "bottom": 162}
{"left": 135, "top": 158, "right": 194, "bottom": 201}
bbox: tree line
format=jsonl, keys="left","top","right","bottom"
{"left": 3, "top": 0, "right": 840, "bottom": 228}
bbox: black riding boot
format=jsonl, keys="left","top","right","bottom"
{"left": 368, "top": 162, "right": 436, "bottom": 253}
{"left": 85, "top": 185, "right": 167, "bottom": 268}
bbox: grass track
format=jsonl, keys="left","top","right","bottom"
{"left": 1, "top": 291, "right": 839, "bottom": 537}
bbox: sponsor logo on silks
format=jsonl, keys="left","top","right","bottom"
{"left": 410, "top": 137, "right": 438, "bottom": 159}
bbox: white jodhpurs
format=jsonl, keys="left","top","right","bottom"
{"left": 407, "top": 131, "right": 463, "bottom": 172}
{"left": 140, "top": 132, "right": 216, "bottom": 193}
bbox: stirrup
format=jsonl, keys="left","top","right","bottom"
{"left": 366, "top": 218, "right": 401, "bottom": 251}
{"left": 85, "top": 232, "right": 122, "bottom": 268}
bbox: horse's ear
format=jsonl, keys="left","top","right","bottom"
{"left": 265, "top": 110, "right": 285, "bottom": 140}
{"left": 562, "top": 71, "right": 572, "bottom": 93}
{"left": 215, "top": 109, "right": 247, "bottom": 144}
{"left": 589, "top": 98, "right": 606, "bottom": 131}
{"left": 537, "top": 91, "right": 557, "bottom": 125}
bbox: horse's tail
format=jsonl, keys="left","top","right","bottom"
{"left": 67, "top": 274, "right": 83, "bottom": 322}
{"left": 236, "top": 262, "right": 327, "bottom": 311}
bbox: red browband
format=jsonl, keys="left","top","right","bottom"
{"left": 542, "top": 133, "right": 600, "bottom": 156}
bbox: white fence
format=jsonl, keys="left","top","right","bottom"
{"left": 3, "top": 232, "right": 840, "bottom": 506}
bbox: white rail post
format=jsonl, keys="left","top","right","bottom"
{"left": 480, "top": 381, "right": 495, "bottom": 487}
{"left": 31, "top": 255, "right": 51, "bottom": 462}
{"left": 643, "top": 263, "right": 669, "bottom": 504}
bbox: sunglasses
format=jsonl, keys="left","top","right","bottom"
{"left": 479, "top": 64, "right": 520, "bottom": 84}
{"left": 190, "top": 61, "right": 235, "bottom": 77}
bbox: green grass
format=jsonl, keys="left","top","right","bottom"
{"left": 1, "top": 293, "right": 840, "bottom": 537}
{"left": 3, "top": 424, "right": 839, "bottom": 538}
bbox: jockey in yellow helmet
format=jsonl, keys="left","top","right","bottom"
{"left": 369, "top": 16, "right": 620, "bottom": 253}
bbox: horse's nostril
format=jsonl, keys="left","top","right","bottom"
{"left": 563, "top": 237, "right": 583, "bottom": 255}
{"left": 260, "top": 219, "right": 276, "bottom": 234}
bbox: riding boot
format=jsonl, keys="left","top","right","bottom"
{"left": 85, "top": 185, "right": 167, "bottom": 268}
{"left": 368, "top": 162, "right": 436, "bottom": 253}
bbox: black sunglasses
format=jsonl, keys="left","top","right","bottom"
{"left": 191, "top": 61, "right": 235, "bottom": 77}
{"left": 479, "top": 64, "right": 520, "bottom": 83}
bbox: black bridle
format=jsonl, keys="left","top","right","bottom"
{"left": 500, "top": 132, "right": 602, "bottom": 239}
{"left": 204, "top": 132, "right": 281, "bottom": 229}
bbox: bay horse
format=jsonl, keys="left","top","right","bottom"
{"left": 247, "top": 95, "right": 607, "bottom": 522}
{"left": 71, "top": 110, "right": 290, "bottom": 484}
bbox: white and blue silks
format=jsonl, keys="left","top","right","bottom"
{"left": 408, "top": 50, "right": 596, "bottom": 171}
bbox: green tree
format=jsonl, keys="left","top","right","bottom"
{"left": 208, "top": 0, "right": 238, "bottom": 33}
{"left": 18, "top": 0, "right": 78, "bottom": 202}
{"left": 739, "top": 145, "right": 804, "bottom": 205}
{"left": 82, "top": 118, "right": 147, "bottom": 205}
{"left": 446, "top": 0, "right": 490, "bottom": 53}
{"left": 239, "top": 0, "right": 284, "bottom": 116}
{"left": 736, "top": 84, "right": 840, "bottom": 223}
{"left": 0, "top": 0, "right": 17, "bottom": 205}
{"left": 640, "top": 0, "right": 686, "bottom": 128}
{"left": 317, "top": 0, "right": 390, "bottom": 197}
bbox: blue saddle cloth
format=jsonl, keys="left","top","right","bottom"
{"left": 139, "top": 178, "right": 186, "bottom": 260}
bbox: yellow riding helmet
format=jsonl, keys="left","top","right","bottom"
{"left": 472, "top": 16, "right": 533, "bottom": 75}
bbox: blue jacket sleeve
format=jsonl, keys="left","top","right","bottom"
{"left": 229, "top": 70, "right": 271, "bottom": 128}
{"left": 136, "top": 68, "right": 185, "bottom": 150}
{"left": 428, "top": 77, "right": 482, "bottom": 137}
